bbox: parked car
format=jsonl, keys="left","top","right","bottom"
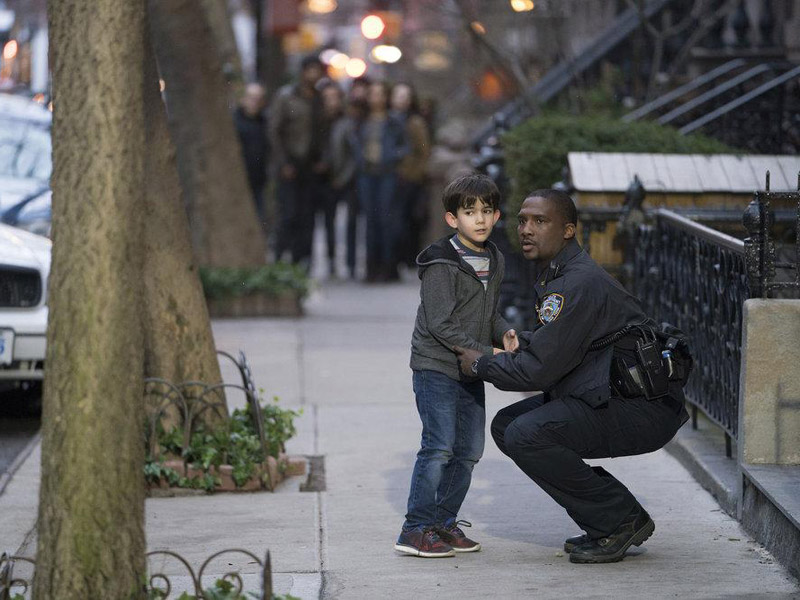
{"left": 0, "top": 222, "right": 49, "bottom": 392}
{"left": 1, "top": 187, "right": 51, "bottom": 237}
{"left": 0, "top": 93, "right": 52, "bottom": 212}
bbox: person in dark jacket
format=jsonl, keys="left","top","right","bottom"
{"left": 396, "top": 173, "right": 518, "bottom": 559}
{"left": 269, "top": 55, "right": 325, "bottom": 267}
{"left": 234, "top": 83, "right": 269, "bottom": 223}
{"left": 455, "top": 189, "right": 689, "bottom": 565}
{"left": 354, "top": 81, "right": 408, "bottom": 282}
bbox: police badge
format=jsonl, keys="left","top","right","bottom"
{"left": 538, "top": 293, "right": 565, "bottom": 324}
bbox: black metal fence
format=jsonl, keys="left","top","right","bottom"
{"left": 633, "top": 210, "right": 748, "bottom": 453}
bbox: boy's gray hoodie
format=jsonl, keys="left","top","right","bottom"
{"left": 410, "top": 236, "right": 510, "bottom": 381}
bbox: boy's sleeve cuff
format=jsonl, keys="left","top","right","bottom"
{"left": 476, "top": 355, "right": 491, "bottom": 379}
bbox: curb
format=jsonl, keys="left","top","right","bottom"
{"left": 0, "top": 431, "right": 41, "bottom": 497}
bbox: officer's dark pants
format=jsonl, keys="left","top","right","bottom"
{"left": 491, "top": 393, "right": 686, "bottom": 539}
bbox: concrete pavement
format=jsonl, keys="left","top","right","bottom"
{"left": 1, "top": 277, "right": 799, "bottom": 598}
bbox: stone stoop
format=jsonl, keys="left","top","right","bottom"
{"left": 739, "top": 464, "right": 800, "bottom": 581}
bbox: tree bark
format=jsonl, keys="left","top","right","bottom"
{"left": 142, "top": 18, "right": 226, "bottom": 420}
{"left": 148, "top": 0, "right": 266, "bottom": 268}
{"left": 201, "top": 0, "right": 244, "bottom": 92}
{"left": 35, "top": 0, "right": 147, "bottom": 597}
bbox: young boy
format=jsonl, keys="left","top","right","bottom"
{"left": 395, "top": 173, "right": 518, "bottom": 558}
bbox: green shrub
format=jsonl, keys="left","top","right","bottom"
{"left": 502, "top": 113, "right": 737, "bottom": 243}
{"left": 145, "top": 399, "right": 301, "bottom": 491}
{"left": 199, "top": 262, "right": 310, "bottom": 300}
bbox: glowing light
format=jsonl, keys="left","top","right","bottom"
{"left": 3, "top": 40, "right": 18, "bottom": 60}
{"left": 320, "top": 49, "right": 340, "bottom": 64}
{"left": 159, "top": 79, "right": 166, "bottom": 92}
{"left": 361, "top": 15, "right": 385, "bottom": 40}
{"left": 345, "top": 57, "right": 367, "bottom": 78}
{"left": 306, "top": 0, "right": 337, "bottom": 13}
{"left": 329, "top": 52, "right": 350, "bottom": 70}
{"left": 371, "top": 45, "right": 402, "bottom": 64}
{"left": 470, "top": 21, "right": 486, "bottom": 35}
{"left": 510, "top": 0, "right": 535, "bottom": 11}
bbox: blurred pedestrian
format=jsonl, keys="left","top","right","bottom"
{"left": 269, "top": 55, "right": 325, "bottom": 268}
{"left": 355, "top": 81, "right": 408, "bottom": 282}
{"left": 316, "top": 80, "right": 344, "bottom": 276}
{"left": 233, "top": 83, "right": 269, "bottom": 224}
{"left": 349, "top": 75, "right": 372, "bottom": 106}
{"left": 326, "top": 86, "right": 363, "bottom": 279}
{"left": 391, "top": 82, "right": 431, "bottom": 270}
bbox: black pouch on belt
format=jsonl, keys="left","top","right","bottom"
{"left": 635, "top": 338, "right": 670, "bottom": 399}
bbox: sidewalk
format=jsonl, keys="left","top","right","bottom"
{"left": 1, "top": 278, "right": 799, "bottom": 598}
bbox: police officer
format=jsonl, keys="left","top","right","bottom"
{"left": 455, "top": 189, "right": 689, "bottom": 564}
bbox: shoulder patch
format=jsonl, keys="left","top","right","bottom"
{"left": 538, "top": 293, "right": 565, "bottom": 324}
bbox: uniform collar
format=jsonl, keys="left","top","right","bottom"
{"left": 536, "top": 238, "right": 583, "bottom": 287}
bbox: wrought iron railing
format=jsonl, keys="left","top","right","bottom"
{"left": 0, "top": 549, "right": 273, "bottom": 599}
{"left": 634, "top": 209, "right": 748, "bottom": 455}
{"left": 743, "top": 171, "right": 800, "bottom": 297}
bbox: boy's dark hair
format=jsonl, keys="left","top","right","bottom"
{"left": 526, "top": 188, "right": 578, "bottom": 226}
{"left": 442, "top": 173, "right": 501, "bottom": 214}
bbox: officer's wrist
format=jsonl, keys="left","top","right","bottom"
{"left": 475, "top": 355, "right": 491, "bottom": 379}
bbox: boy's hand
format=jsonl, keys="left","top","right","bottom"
{"left": 454, "top": 346, "right": 483, "bottom": 377}
{"left": 493, "top": 347, "right": 504, "bottom": 355}
{"left": 503, "top": 329, "right": 519, "bottom": 352}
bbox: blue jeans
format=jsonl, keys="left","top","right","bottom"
{"left": 358, "top": 171, "right": 397, "bottom": 269}
{"left": 403, "top": 369, "right": 486, "bottom": 530}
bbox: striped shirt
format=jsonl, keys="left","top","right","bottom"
{"left": 450, "top": 235, "right": 491, "bottom": 288}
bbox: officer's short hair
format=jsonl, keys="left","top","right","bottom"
{"left": 442, "top": 173, "right": 501, "bottom": 214}
{"left": 526, "top": 189, "right": 578, "bottom": 226}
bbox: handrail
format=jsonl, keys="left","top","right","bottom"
{"left": 657, "top": 64, "right": 772, "bottom": 125}
{"left": 655, "top": 209, "right": 745, "bottom": 253}
{"left": 680, "top": 65, "right": 800, "bottom": 134}
{"left": 623, "top": 59, "right": 747, "bottom": 122}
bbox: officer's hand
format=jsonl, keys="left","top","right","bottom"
{"left": 454, "top": 346, "right": 483, "bottom": 377}
{"left": 503, "top": 329, "right": 519, "bottom": 352}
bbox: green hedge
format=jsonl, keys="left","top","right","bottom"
{"left": 502, "top": 113, "right": 737, "bottom": 242}
{"left": 199, "top": 262, "right": 311, "bottom": 300}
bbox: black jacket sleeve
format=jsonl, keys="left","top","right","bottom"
{"left": 477, "top": 278, "right": 602, "bottom": 391}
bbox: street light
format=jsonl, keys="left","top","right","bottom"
{"left": 361, "top": 14, "right": 385, "bottom": 40}
{"left": 306, "top": 0, "right": 338, "bottom": 14}
{"left": 2, "top": 39, "right": 17, "bottom": 60}
{"left": 345, "top": 58, "right": 367, "bottom": 78}
{"left": 329, "top": 52, "right": 350, "bottom": 70}
{"left": 371, "top": 45, "right": 402, "bottom": 64}
{"left": 510, "top": 0, "right": 534, "bottom": 11}
{"left": 470, "top": 21, "right": 486, "bottom": 35}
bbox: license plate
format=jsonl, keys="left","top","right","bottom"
{"left": 0, "top": 329, "right": 14, "bottom": 365}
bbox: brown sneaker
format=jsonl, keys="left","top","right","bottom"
{"left": 436, "top": 519, "right": 481, "bottom": 553}
{"left": 395, "top": 527, "right": 456, "bottom": 558}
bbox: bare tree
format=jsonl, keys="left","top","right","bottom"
{"left": 34, "top": 0, "right": 148, "bottom": 596}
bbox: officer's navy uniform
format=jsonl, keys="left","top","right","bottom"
{"left": 476, "top": 238, "right": 688, "bottom": 540}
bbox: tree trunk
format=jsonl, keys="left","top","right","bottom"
{"left": 142, "top": 18, "right": 226, "bottom": 422}
{"left": 35, "top": 0, "right": 147, "bottom": 597}
{"left": 201, "top": 0, "right": 244, "bottom": 93}
{"left": 148, "top": 0, "right": 266, "bottom": 268}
